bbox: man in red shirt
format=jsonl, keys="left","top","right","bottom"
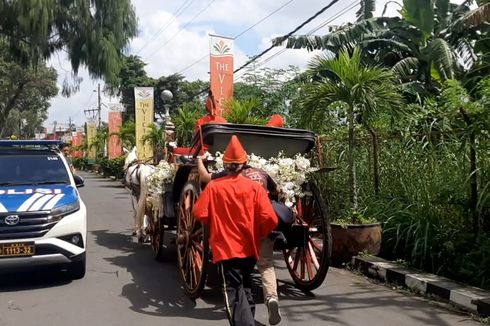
{"left": 197, "top": 155, "right": 284, "bottom": 325}
{"left": 193, "top": 135, "right": 278, "bottom": 326}
{"left": 194, "top": 90, "right": 227, "bottom": 132}
{"left": 169, "top": 91, "right": 227, "bottom": 158}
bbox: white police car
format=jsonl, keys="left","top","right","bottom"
{"left": 0, "top": 140, "right": 87, "bottom": 279}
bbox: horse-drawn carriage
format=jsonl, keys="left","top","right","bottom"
{"left": 147, "top": 123, "right": 332, "bottom": 299}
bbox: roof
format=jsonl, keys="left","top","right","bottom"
{"left": 0, "top": 140, "right": 63, "bottom": 153}
{"left": 191, "top": 123, "right": 316, "bottom": 158}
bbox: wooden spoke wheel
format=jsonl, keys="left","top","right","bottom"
{"left": 283, "top": 181, "right": 331, "bottom": 291}
{"left": 176, "top": 182, "right": 209, "bottom": 299}
{"left": 149, "top": 215, "right": 165, "bottom": 260}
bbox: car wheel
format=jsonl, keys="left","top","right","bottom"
{"left": 68, "top": 257, "right": 86, "bottom": 280}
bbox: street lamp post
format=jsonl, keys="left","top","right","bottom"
{"left": 160, "top": 90, "right": 174, "bottom": 131}
{"left": 160, "top": 90, "right": 175, "bottom": 161}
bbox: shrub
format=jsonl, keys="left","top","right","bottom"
{"left": 72, "top": 157, "right": 89, "bottom": 171}
{"left": 97, "top": 156, "right": 126, "bottom": 179}
{"left": 318, "top": 135, "right": 490, "bottom": 289}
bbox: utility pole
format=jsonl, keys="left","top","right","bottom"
{"left": 68, "top": 117, "right": 73, "bottom": 131}
{"left": 52, "top": 121, "right": 57, "bottom": 140}
{"left": 97, "top": 83, "right": 101, "bottom": 129}
{"left": 84, "top": 108, "right": 98, "bottom": 119}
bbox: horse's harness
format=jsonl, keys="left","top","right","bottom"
{"left": 124, "top": 160, "right": 150, "bottom": 199}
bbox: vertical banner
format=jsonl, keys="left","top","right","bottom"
{"left": 86, "top": 121, "right": 97, "bottom": 162}
{"left": 71, "top": 132, "right": 84, "bottom": 158}
{"left": 108, "top": 111, "right": 123, "bottom": 159}
{"left": 134, "top": 87, "right": 154, "bottom": 161}
{"left": 209, "top": 34, "right": 234, "bottom": 115}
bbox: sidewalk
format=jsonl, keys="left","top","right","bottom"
{"left": 352, "top": 255, "right": 490, "bottom": 317}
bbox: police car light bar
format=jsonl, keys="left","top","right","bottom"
{"left": 0, "top": 140, "right": 63, "bottom": 147}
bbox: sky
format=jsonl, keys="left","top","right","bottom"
{"left": 45, "top": 0, "right": 403, "bottom": 129}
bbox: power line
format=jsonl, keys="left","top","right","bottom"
{"left": 71, "top": 88, "right": 96, "bottom": 122}
{"left": 145, "top": 0, "right": 216, "bottom": 61}
{"left": 234, "top": 0, "right": 359, "bottom": 80}
{"left": 234, "top": 0, "right": 295, "bottom": 39}
{"left": 177, "top": 54, "right": 207, "bottom": 75}
{"left": 187, "top": 0, "right": 352, "bottom": 100}
{"left": 233, "top": 0, "right": 341, "bottom": 74}
{"left": 135, "top": 0, "right": 196, "bottom": 55}
{"left": 263, "top": 1, "right": 359, "bottom": 63}
{"left": 307, "top": 0, "right": 358, "bottom": 34}
{"left": 177, "top": 0, "right": 296, "bottom": 75}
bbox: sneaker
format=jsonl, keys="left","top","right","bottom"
{"left": 267, "top": 298, "right": 282, "bottom": 325}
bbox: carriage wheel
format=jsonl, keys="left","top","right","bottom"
{"left": 283, "top": 180, "right": 331, "bottom": 291}
{"left": 176, "top": 182, "right": 209, "bottom": 299}
{"left": 150, "top": 216, "right": 165, "bottom": 260}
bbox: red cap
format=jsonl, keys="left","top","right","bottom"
{"left": 266, "top": 114, "right": 284, "bottom": 127}
{"left": 223, "top": 135, "right": 248, "bottom": 164}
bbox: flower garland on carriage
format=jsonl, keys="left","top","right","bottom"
{"left": 145, "top": 151, "right": 318, "bottom": 209}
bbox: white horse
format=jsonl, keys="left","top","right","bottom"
{"left": 123, "top": 147, "right": 155, "bottom": 242}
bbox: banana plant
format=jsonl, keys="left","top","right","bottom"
{"left": 273, "top": 0, "right": 490, "bottom": 98}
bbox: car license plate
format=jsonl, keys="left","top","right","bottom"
{"left": 0, "top": 242, "right": 35, "bottom": 257}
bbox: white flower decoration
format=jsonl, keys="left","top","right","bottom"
{"left": 212, "top": 152, "right": 317, "bottom": 207}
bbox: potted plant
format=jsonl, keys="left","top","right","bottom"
{"left": 330, "top": 209, "right": 382, "bottom": 265}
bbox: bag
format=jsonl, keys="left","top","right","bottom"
{"left": 271, "top": 200, "right": 294, "bottom": 229}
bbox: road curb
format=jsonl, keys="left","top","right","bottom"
{"left": 351, "top": 255, "right": 490, "bottom": 316}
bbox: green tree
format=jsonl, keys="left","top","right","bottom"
{"left": 3, "top": 108, "right": 48, "bottom": 139}
{"left": 0, "top": 0, "right": 137, "bottom": 86}
{"left": 178, "top": 79, "right": 209, "bottom": 105}
{"left": 234, "top": 66, "right": 303, "bottom": 118}
{"left": 303, "top": 48, "right": 403, "bottom": 209}
{"left": 153, "top": 75, "right": 211, "bottom": 122}
{"left": 106, "top": 55, "right": 154, "bottom": 121}
{"left": 0, "top": 47, "right": 58, "bottom": 137}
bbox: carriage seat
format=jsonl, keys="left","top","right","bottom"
{"left": 167, "top": 145, "right": 196, "bottom": 164}
{"left": 172, "top": 147, "right": 193, "bottom": 156}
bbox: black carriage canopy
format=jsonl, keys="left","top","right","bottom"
{"left": 190, "top": 123, "right": 316, "bottom": 158}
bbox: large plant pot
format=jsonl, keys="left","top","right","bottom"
{"left": 331, "top": 222, "right": 382, "bottom": 266}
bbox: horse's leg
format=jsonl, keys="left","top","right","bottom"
{"left": 124, "top": 186, "right": 136, "bottom": 235}
{"left": 136, "top": 176, "right": 149, "bottom": 243}
{"left": 131, "top": 194, "right": 138, "bottom": 236}
{"left": 126, "top": 167, "right": 139, "bottom": 236}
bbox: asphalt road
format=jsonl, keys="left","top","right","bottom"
{"left": 0, "top": 173, "right": 482, "bottom": 326}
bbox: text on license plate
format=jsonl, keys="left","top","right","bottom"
{"left": 0, "top": 242, "right": 35, "bottom": 257}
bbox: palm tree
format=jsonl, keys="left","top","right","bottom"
{"left": 172, "top": 102, "right": 201, "bottom": 146}
{"left": 89, "top": 125, "right": 109, "bottom": 160}
{"left": 222, "top": 98, "right": 267, "bottom": 125}
{"left": 113, "top": 120, "right": 136, "bottom": 150}
{"left": 142, "top": 123, "right": 166, "bottom": 163}
{"left": 303, "top": 47, "right": 403, "bottom": 209}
